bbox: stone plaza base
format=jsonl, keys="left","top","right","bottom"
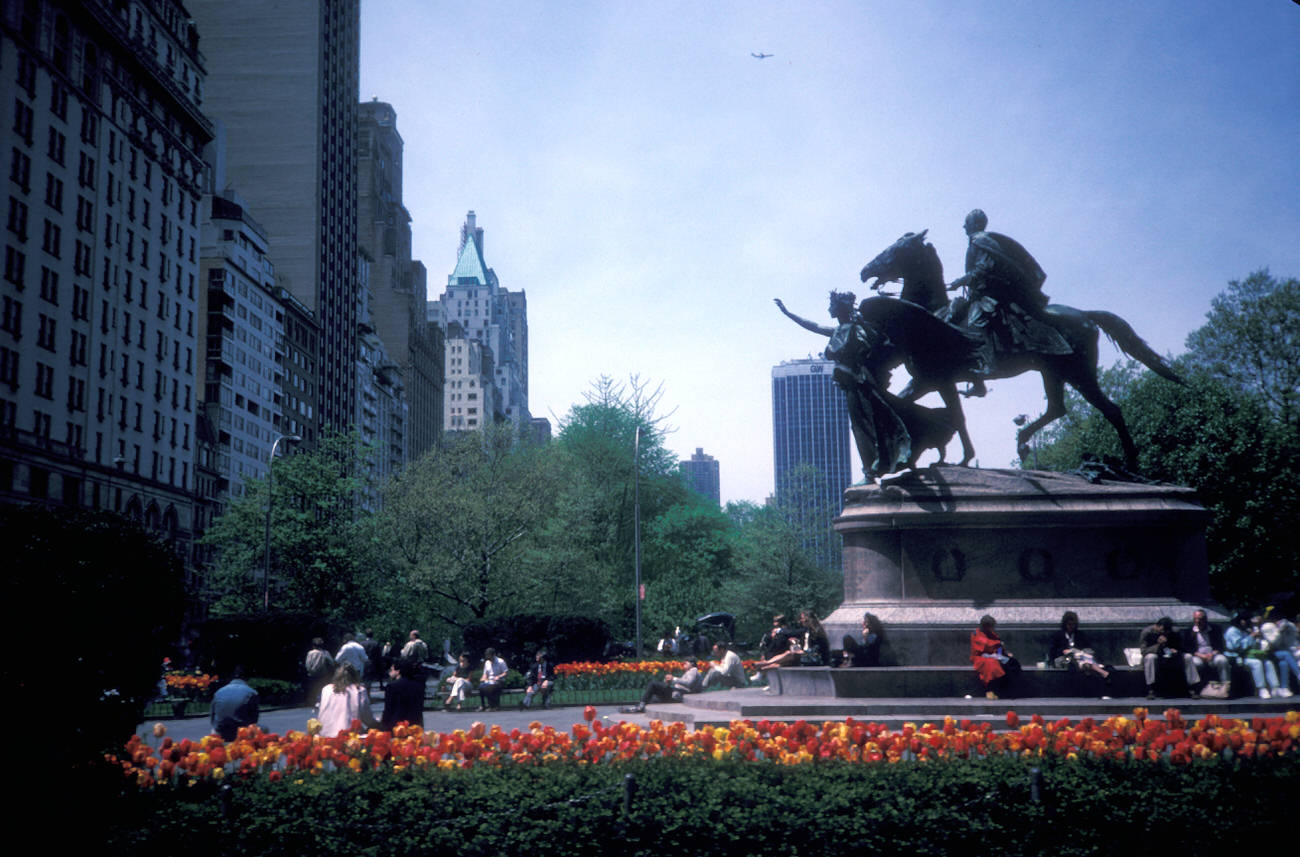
{"left": 765, "top": 665, "right": 1140, "bottom": 699}
{"left": 824, "top": 466, "right": 1221, "bottom": 669}
{"left": 643, "top": 685, "right": 1297, "bottom": 728}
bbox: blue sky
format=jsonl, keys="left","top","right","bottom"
{"left": 359, "top": 1, "right": 1300, "bottom": 504}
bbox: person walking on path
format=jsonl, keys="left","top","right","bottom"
{"left": 304, "top": 638, "right": 336, "bottom": 707}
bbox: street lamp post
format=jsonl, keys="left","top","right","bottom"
{"left": 263, "top": 434, "right": 302, "bottom": 611}
{"left": 633, "top": 426, "right": 642, "bottom": 658}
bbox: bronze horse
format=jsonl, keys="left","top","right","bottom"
{"left": 858, "top": 231, "right": 1181, "bottom": 469}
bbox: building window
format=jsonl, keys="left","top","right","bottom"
{"left": 31, "top": 412, "right": 50, "bottom": 441}
{"left": 6, "top": 197, "right": 28, "bottom": 240}
{"left": 3, "top": 245, "right": 24, "bottom": 287}
{"left": 39, "top": 267, "right": 57, "bottom": 304}
{"left": 1, "top": 296, "right": 21, "bottom": 338}
{"left": 9, "top": 149, "right": 31, "bottom": 192}
{"left": 44, "top": 174, "right": 63, "bottom": 211}
{"left": 36, "top": 313, "right": 55, "bottom": 351}
{"left": 66, "top": 376, "right": 85, "bottom": 412}
{"left": 47, "top": 129, "right": 65, "bottom": 165}
{"left": 77, "top": 153, "right": 96, "bottom": 189}
{"left": 0, "top": 346, "right": 18, "bottom": 389}
{"left": 16, "top": 54, "right": 36, "bottom": 99}
{"left": 69, "top": 329, "right": 86, "bottom": 365}
{"left": 34, "top": 361, "right": 54, "bottom": 398}
{"left": 41, "top": 220, "right": 61, "bottom": 258}
{"left": 75, "top": 196, "right": 93, "bottom": 232}
{"left": 12, "top": 101, "right": 33, "bottom": 147}
{"left": 73, "top": 240, "right": 92, "bottom": 277}
{"left": 50, "top": 82, "right": 68, "bottom": 121}
{"left": 79, "top": 110, "right": 99, "bottom": 146}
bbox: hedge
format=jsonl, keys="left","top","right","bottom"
{"left": 101, "top": 753, "right": 1297, "bottom": 856}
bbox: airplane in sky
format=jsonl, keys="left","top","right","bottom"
{"left": 751, "top": 52, "right": 772, "bottom": 59}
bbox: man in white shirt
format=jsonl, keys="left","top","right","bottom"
{"left": 336, "top": 632, "right": 369, "bottom": 677}
{"left": 478, "top": 647, "right": 509, "bottom": 711}
{"left": 703, "top": 642, "right": 747, "bottom": 688}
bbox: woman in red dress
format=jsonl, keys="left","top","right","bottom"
{"left": 971, "top": 614, "right": 1021, "bottom": 699}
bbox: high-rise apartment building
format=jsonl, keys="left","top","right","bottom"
{"left": 197, "top": 190, "right": 284, "bottom": 505}
{"left": 355, "top": 247, "right": 405, "bottom": 508}
{"left": 357, "top": 98, "right": 441, "bottom": 459}
{"left": 680, "top": 447, "right": 720, "bottom": 506}
{"left": 771, "top": 357, "right": 851, "bottom": 570}
{"left": 441, "top": 323, "right": 497, "bottom": 431}
{"left": 187, "top": 0, "right": 359, "bottom": 436}
{"left": 1, "top": 0, "right": 212, "bottom": 560}
{"left": 428, "top": 211, "right": 528, "bottom": 431}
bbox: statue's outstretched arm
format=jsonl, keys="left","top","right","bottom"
{"left": 774, "top": 298, "right": 833, "bottom": 337}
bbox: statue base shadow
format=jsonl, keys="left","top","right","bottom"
{"left": 817, "top": 464, "right": 1223, "bottom": 686}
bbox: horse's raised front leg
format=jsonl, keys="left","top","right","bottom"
{"left": 937, "top": 383, "right": 976, "bottom": 466}
{"left": 1017, "top": 373, "right": 1068, "bottom": 466}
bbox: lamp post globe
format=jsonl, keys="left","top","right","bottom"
{"left": 263, "top": 434, "right": 302, "bottom": 610}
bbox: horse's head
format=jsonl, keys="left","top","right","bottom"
{"left": 859, "top": 230, "right": 930, "bottom": 290}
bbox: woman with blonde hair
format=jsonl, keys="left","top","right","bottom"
{"left": 317, "top": 662, "right": 381, "bottom": 737}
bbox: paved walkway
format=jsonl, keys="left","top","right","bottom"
{"left": 140, "top": 687, "right": 1300, "bottom": 743}
{"left": 139, "top": 697, "right": 654, "bottom": 743}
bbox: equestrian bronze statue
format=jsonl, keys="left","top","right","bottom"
{"left": 856, "top": 218, "right": 1181, "bottom": 471}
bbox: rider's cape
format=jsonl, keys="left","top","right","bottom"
{"left": 968, "top": 231, "right": 1048, "bottom": 304}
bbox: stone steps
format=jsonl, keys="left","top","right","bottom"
{"left": 645, "top": 687, "right": 1299, "bottom": 729}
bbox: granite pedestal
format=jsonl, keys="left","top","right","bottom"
{"left": 818, "top": 465, "right": 1221, "bottom": 693}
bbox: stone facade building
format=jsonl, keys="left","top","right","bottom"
{"left": 197, "top": 190, "right": 285, "bottom": 505}
{"left": 356, "top": 98, "right": 441, "bottom": 460}
{"left": 428, "top": 211, "right": 528, "bottom": 432}
{"left": 1, "top": 0, "right": 212, "bottom": 564}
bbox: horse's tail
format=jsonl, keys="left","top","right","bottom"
{"left": 1083, "top": 310, "right": 1183, "bottom": 384}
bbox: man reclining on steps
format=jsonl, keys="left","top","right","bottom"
{"left": 620, "top": 661, "right": 705, "bottom": 713}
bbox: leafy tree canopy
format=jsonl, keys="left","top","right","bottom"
{"left": 1184, "top": 269, "right": 1299, "bottom": 428}
{"left": 202, "top": 432, "right": 376, "bottom": 624}
{"left": 374, "top": 422, "right": 566, "bottom": 629}
{"left": 1031, "top": 270, "right": 1300, "bottom": 607}
{"left": 3, "top": 506, "right": 185, "bottom": 760}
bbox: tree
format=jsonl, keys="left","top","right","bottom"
{"left": 721, "top": 479, "right": 845, "bottom": 644}
{"left": 1031, "top": 362, "right": 1300, "bottom": 607}
{"left": 374, "top": 423, "right": 566, "bottom": 629}
{"left": 1031, "top": 271, "right": 1300, "bottom": 606}
{"left": 3, "top": 507, "right": 185, "bottom": 762}
{"left": 538, "top": 375, "right": 696, "bottom": 634}
{"left": 640, "top": 500, "right": 738, "bottom": 632}
{"left": 1184, "top": 269, "right": 1299, "bottom": 429}
{"left": 202, "top": 432, "right": 375, "bottom": 624}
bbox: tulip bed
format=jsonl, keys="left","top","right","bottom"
{"left": 100, "top": 708, "right": 1300, "bottom": 856}
{"left": 162, "top": 671, "right": 218, "bottom": 698}
{"left": 554, "top": 658, "right": 760, "bottom": 691}
{"left": 111, "top": 708, "right": 1299, "bottom": 788}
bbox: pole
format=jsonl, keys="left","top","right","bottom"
{"left": 634, "top": 426, "right": 642, "bottom": 658}
{"left": 263, "top": 434, "right": 301, "bottom": 611}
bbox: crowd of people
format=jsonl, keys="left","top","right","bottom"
{"left": 203, "top": 607, "right": 1300, "bottom": 740}
{"left": 1139, "top": 607, "right": 1298, "bottom": 700}
{"left": 970, "top": 606, "right": 1300, "bottom": 701}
